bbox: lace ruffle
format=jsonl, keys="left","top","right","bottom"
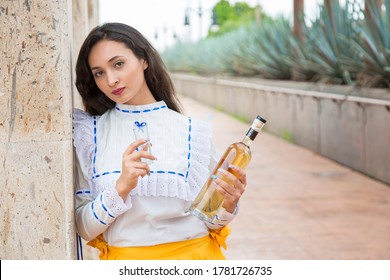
{"left": 187, "top": 119, "right": 213, "bottom": 199}
{"left": 103, "top": 187, "right": 130, "bottom": 216}
{"left": 72, "top": 109, "right": 96, "bottom": 187}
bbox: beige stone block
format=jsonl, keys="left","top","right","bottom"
{"left": 0, "top": 141, "right": 75, "bottom": 259}
{"left": 0, "top": 86, "right": 10, "bottom": 141}
{"left": 88, "top": 0, "right": 100, "bottom": 30}
{"left": 72, "top": 0, "right": 88, "bottom": 110}
{"left": 0, "top": 0, "right": 72, "bottom": 142}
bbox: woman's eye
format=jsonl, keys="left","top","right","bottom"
{"left": 94, "top": 71, "right": 103, "bottom": 77}
{"left": 115, "top": 61, "right": 124, "bottom": 68}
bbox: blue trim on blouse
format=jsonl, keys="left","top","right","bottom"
{"left": 91, "top": 201, "right": 109, "bottom": 225}
{"left": 92, "top": 116, "right": 97, "bottom": 175}
{"left": 91, "top": 170, "right": 186, "bottom": 179}
{"left": 185, "top": 118, "right": 192, "bottom": 180}
{"left": 75, "top": 190, "right": 91, "bottom": 195}
{"left": 115, "top": 105, "right": 167, "bottom": 114}
{"left": 92, "top": 170, "right": 121, "bottom": 179}
{"left": 100, "top": 193, "right": 115, "bottom": 218}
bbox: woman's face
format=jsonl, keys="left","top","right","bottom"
{"left": 88, "top": 39, "right": 156, "bottom": 105}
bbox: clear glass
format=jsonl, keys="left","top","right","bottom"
{"left": 189, "top": 139, "right": 252, "bottom": 223}
{"left": 133, "top": 122, "right": 153, "bottom": 165}
{"left": 189, "top": 115, "right": 266, "bottom": 223}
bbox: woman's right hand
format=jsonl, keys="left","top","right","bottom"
{"left": 115, "top": 139, "right": 157, "bottom": 200}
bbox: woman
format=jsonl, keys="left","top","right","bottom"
{"left": 73, "top": 22, "right": 247, "bottom": 260}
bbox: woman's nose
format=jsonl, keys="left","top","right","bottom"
{"left": 107, "top": 72, "right": 119, "bottom": 86}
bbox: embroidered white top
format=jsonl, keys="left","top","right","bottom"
{"left": 73, "top": 101, "right": 236, "bottom": 247}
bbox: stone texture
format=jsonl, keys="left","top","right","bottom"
{"left": 0, "top": 0, "right": 72, "bottom": 142}
{"left": 0, "top": 141, "right": 74, "bottom": 259}
{"left": 365, "top": 104, "right": 390, "bottom": 184}
{"left": 72, "top": 0, "right": 89, "bottom": 110}
{"left": 291, "top": 95, "right": 320, "bottom": 152}
{"left": 71, "top": 0, "right": 99, "bottom": 111}
{"left": 320, "top": 99, "right": 365, "bottom": 171}
{"left": 87, "top": 0, "right": 99, "bottom": 31}
{"left": 0, "top": 0, "right": 75, "bottom": 259}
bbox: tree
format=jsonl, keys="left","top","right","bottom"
{"left": 208, "top": 0, "right": 264, "bottom": 37}
{"left": 294, "top": 0, "right": 304, "bottom": 41}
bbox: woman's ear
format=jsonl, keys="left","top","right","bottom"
{"left": 143, "top": 60, "right": 148, "bottom": 70}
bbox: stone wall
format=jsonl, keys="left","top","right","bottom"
{"left": 171, "top": 73, "right": 390, "bottom": 186}
{"left": 0, "top": 0, "right": 99, "bottom": 260}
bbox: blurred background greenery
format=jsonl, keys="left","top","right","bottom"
{"left": 162, "top": 0, "right": 390, "bottom": 88}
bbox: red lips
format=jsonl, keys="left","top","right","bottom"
{"left": 112, "top": 87, "right": 125, "bottom": 95}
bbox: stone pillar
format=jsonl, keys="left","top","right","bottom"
{"left": 72, "top": 0, "right": 89, "bottom": 110}
{"left": 0, "top": 0, "right": 75, "bottom": 259}
{"left": 71, "top": 0, "right": 100, "bottom": 260}
{"left": 72, "top": 0, "right": 99, "bottom": 110}
{"left": 88, "top": 0, "right": 100, "bottom": 29}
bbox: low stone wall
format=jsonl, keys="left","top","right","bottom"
{"left": 171, "top": 73, "right": 390, "bottom": 185}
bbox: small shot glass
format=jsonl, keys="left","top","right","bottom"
{"left": 133, "top": 121, "right": 154, "bottom": 165}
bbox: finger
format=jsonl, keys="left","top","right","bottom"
{"left": 138, "top": 142, "right": 156, "bottom": 158}
{"left": 123, "top": 139, "right": 150, "bottom": 157}
{"left": 213, "top": 176, "right": 241, "bottom": 197}
{"left": 214, "top": 183, "right": 231, "bottom": 197}
{"left": 137, "top": 167, "right": 150, "bottom": 177}
{"left": 128, "top": 167, "right": 150, "bottom": 178}
{"left": 128, "top": 150, "right": 157, "bottom": 161}
{"left": 228, "top": 165, "right": 247, "bottom": 186}
{"left": 218, "top": 168, "right": 243, "bottom": 189}
{"left": 123, "top": 160, "right": 150, "bottom": 172}
{"left": 215, "top": 183, "right": 235, "bottom": 198}
{"left": 139, "top": 142, "right": 150, "bottom": 152}
{"left": 123, "top": 165, "right": 151, "bottom": 179}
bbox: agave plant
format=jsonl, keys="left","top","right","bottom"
{"left": 303, "top": 1, "right": 361, "bottom": 85}
{"left": 286, "top": 26, "right": 319, "bottom": 81}
{"left": 226, "top": 25, "right": 265, "bottom": 76}
{"left": 162, "top": 41, "right": 193, "bottom": 73}
{"left": 351, "top": 0, "right": 390, "bottom": 87}
{"left": 162, "top": 0, "right": 390, "bottom": 88}
{"left": 162, "top": 32, "right": 234, "bottom": 75}
{"left": 231, "top": 18, "right": 295, "bottom": 79}
{"left": 253, "top": 18, "right": 295, "bottom": 79}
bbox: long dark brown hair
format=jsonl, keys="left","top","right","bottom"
{"left": 75, "top": 22, "right": 183, "bottom": 115}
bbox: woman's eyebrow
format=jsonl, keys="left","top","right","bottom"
{"left": 90, "top": 55, "right": 125, "bottom": 70}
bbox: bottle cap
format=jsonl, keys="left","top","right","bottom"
{"left": 251, "top": 115, "right": 266, "bottom": 132}
{"left": 256, "top": 115, "right": 267, "bottom": 123}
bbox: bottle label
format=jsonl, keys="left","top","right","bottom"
{"left": 246, "top": 128, "right": 258, "bottom": 140}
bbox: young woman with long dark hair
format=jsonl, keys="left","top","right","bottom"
{"left": 72, "top": 22, "right": 247, "bottom": 260}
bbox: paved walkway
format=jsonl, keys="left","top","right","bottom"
{"left": 181, "top": 95, "right": 390, "bottom": 260}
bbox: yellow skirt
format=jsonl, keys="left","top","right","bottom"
{"left": 87, "top": 226, "right": 231, "bottom": 260}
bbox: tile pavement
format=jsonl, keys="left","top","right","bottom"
{"left": 180, "top": 95, "right": 390, "bottom": 260}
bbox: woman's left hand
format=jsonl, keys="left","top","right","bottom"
{"left": 213, "top": 165, "right": 247, "bottom": 213}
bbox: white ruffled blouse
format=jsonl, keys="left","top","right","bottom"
{"left": 72, "top": 101, "right": 235, "bottom": 247}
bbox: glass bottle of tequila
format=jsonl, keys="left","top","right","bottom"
{"left": 189, "top": 115, "right": 266, "bottom": 223}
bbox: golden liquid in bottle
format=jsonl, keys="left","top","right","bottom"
{"left": 190, "top": 141, "right": 252, "bottom": 223}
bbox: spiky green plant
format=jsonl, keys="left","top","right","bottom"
{"left": 302, "top": 1, "right": 361, "bottom": 84}
{"left": 286, "top": 28, "right": 319, "bottom": 81}
{"left": 161, "top": 0, "right": 390, "bottom": 89}
{"left": 228, "top": 18, "right": 296, "bottom": 79}
{"left": 250, "top": 18, "right": 295, "bottom": 79}
{"left": 351, "top": 0, "right": 390, "bottom": 87}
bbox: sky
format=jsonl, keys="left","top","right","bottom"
{"left": 98, "top": 0, "right": 323, "bottom": 51}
